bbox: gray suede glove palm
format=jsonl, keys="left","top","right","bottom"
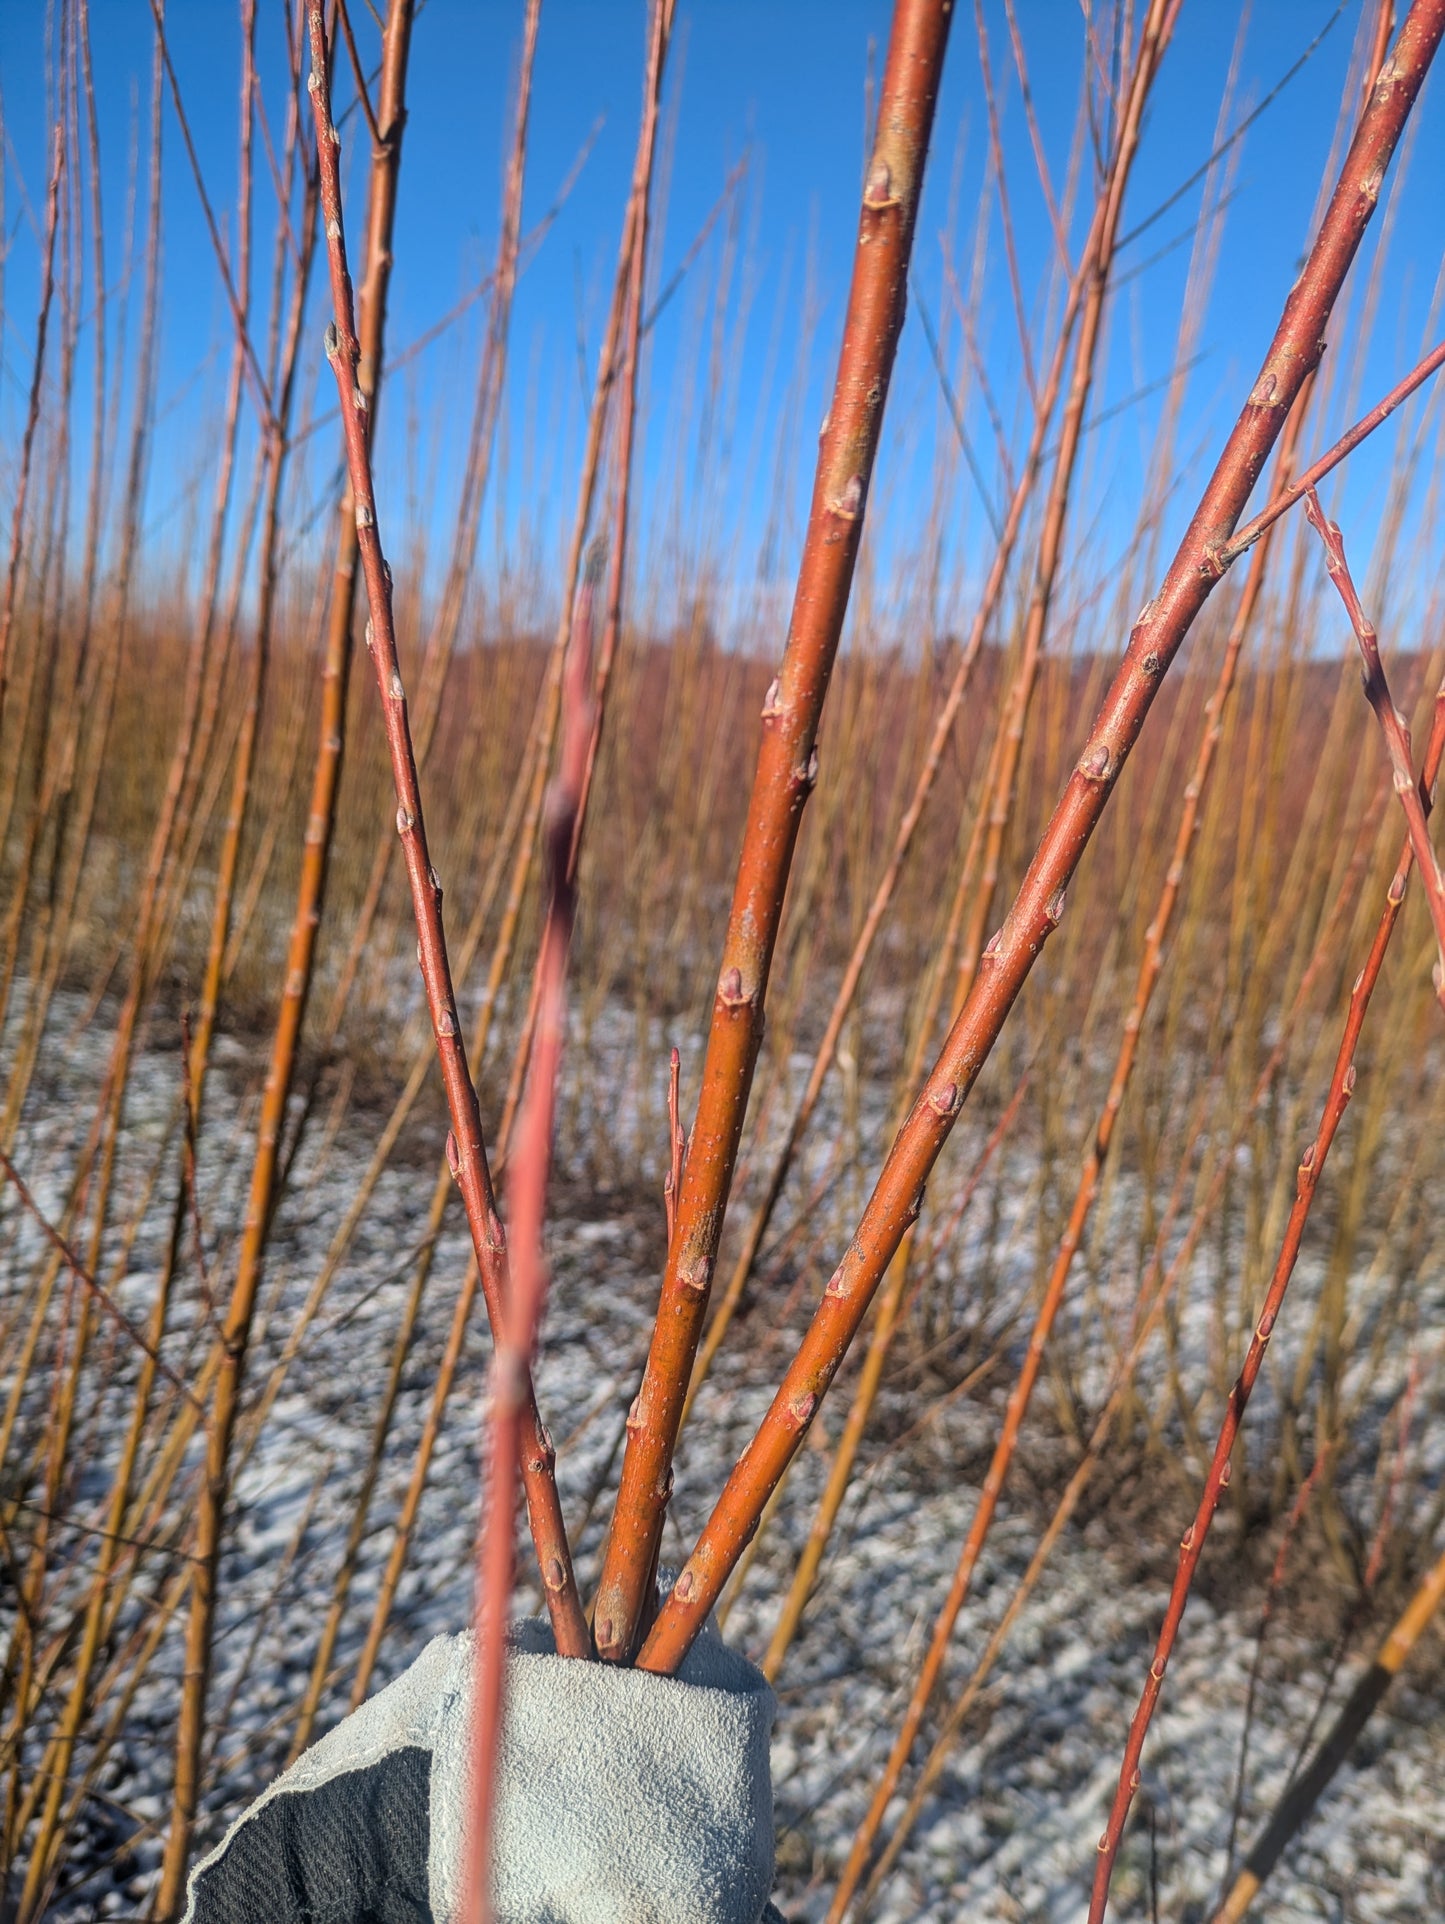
{"left": 181, "top": 1614, "right": 779, "bottom": 1924}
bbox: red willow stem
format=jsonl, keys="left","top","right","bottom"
{"left": 593, "top": 0, "right": 956, "bottom": 1666}
{"left": 283, "top": 0, "right": 545, "bottom": 1764}
{"left": 826, "top": 378, "right": 1317, "bottom": 1919}
{"left": 289, "top": 116, "right": 600, "bottom": 456}
{"left": 335, "top": 0, "right": 669, "bottom": 1702}
{"left": 467, "top": 570, "right": 596, "bottom": 1924}
{"left": 319, "top": 0, "right": 541, "bottom": 1054}
{"left": 848, "top": 827, "right": 1385, "bottom": 1915}
{"left": 1306, "top": 486, "right": 1445, "bottom": 999}
{"left": 0, "top": 127, "right": 62, "bottom": 738}
{"left": 304, "top": 8, "right": 588, "bottom": 1659}
{"left": 1086, "top": 674, "right": 1445, "bottom": 1923}
{"left": 637, "top": 0, "right": 1445, "bottom": 1679}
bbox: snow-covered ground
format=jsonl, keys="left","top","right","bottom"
{"left": 3, "top": 991, "right": 1442, "bottom": 1921}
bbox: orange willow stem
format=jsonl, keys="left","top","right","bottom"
{"left": 156, "top": 9, "right": 415, "bottom": 1909}
{"left": 639, "top": 0, "right": 1445, "bottom": 1680}
{"left": 1087, "top": 662, "right": 1445, "bottom": 1921}
{"left": 595, "top": 0, "right": 955, "bottom": 1664}
{"left": 751, "top": 3, "right": 1177, "bottom": 1682}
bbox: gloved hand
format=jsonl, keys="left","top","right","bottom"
{"left": 181, "top": 1611, "right": 780, "bottom": 1924}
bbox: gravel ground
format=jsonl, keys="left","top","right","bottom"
{"left": 3, "top": 990, "right": 1442, "bottom": 1922}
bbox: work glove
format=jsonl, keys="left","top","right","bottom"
{"left": 181, "top": 1610, "right": 780, "bottom": 1924}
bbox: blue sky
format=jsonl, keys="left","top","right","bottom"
{"left": 1, "top": 2, "right": 1443, "bottom": 646}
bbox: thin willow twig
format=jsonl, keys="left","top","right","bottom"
{"left": 494, "top": 0, "right": 671, "bottom": 1165}
{"left": 0, "top": 1149, "right": 198, "bottom": 1408}
{"left": 1306, "top": 486, "right": 1445, "bottom": 999}
{"left": 1221, "top": 1445, "right": 1332, "bottom": 1894}
{"left": 0, "top": 126, "right": 62, "bottom": 738}
{"left": 317, "top": 0, "right": 543, "bottom": 1050}
{"left": 1219, "top": 335, "right": 1445, "bottom": 567}
{"left": 1212, "top": 1532, "right": 1445, "bottom": 1924}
